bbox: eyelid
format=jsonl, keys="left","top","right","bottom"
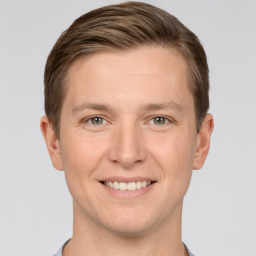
{"left": 148, "top": 116, "right": 174, "bottom": 125}
{"left": 82, "top": 115, "right": 109, "bottom": 125}
{"left": 81, "top": 115, "right": 174, "bottom": 126}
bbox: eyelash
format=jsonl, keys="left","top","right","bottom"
{"left": 82, "top": 116, "right": 173, "bottom": 126}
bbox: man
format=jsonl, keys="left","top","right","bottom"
{"left": 40, "top": 2, "right": 214, "bottom": 256}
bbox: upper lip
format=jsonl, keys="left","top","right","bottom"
{"left": 99, "top": 176, "right": 156, "bottom": 183}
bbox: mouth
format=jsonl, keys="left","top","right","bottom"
{"left": 100, "top": 180, "right": 156, "bottom": 191}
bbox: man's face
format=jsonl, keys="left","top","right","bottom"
{"left": 48, "top": 46, "right": 207, "bottom": 234}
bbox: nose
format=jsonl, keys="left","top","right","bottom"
{"left": 108, "top": 122, "right": 146, "bottom": 169}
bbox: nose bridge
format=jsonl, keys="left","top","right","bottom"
{"left": 108, "top": 119, "right": 146, "bottom": 168}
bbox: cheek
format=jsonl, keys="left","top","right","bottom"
{"left": 60, "top": 133, "right": 107, "bottom": 189}
{"left": 149, "top": 132, "right": 195, "bottom": 192}
{"left": 150, "top": 131, "right": 196, "bottom": 168}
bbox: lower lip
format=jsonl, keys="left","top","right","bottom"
{"left": 100, "top": 182, "right": 156, "bottom": 199}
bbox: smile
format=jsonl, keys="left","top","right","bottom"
{"left": 103, "top": 181, "right": 152, "bottom": 191}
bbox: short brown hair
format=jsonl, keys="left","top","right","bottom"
{"left": 44, "top": 1, "right": 209, "bottom": 139}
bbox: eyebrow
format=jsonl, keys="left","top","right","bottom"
{"left": 71, "top": 100, "right": 184, "bottom": 115}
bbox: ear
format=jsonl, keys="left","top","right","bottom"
{"left": 193, "top": 113, "right": 214, "bottom": 170}
{"left": 40, "top": 115, "right": 63, "bottom": 171}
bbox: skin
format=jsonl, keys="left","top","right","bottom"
{"left": 41, "top": 46, "right": 214, "bottom": 256}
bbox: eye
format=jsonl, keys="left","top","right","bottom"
{"left": 149, "top": 116, "right": 171, "bottom": 125}
{"left": 84, "top": 116, "right": 107, "bottom": 125}
{"left": 82, "top": 116, "right": 172, "bottom": 126}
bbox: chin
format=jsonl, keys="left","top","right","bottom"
{"left": 106, "top": 222, "right": 152, "bottom": 237}
{"left": 101, "top": 210, "right": 157, "bottom": 236}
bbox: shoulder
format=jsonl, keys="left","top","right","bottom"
{"left": 53, "top": 240, "right": 195, "bottom": 256}
{"left": 52, "top": 239, "right": 70, "bottom": 256}
{"left": 184, "top": 242, "right": 196, "bottom": 256}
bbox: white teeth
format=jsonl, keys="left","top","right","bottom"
{"left": 136, "top": 181, "right": 142, "bottom": 189}
{"left": 109, "top": 181, "right": 114, "bottom": 188}
{"left": 113, "top": 181, "right": 119, "bottom": 189}
{"left": 104, "top": 181, "right": 152, "bottom": 190}
{"left": 142, "top": 181, "right": 147, "bottom": 188}
{"left": 127, "top": 182, "right": 136, "bottom": 190}
{"left": 119, "top": 182, "right": 128, "bottom": 190}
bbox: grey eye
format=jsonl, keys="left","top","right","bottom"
{"left": 90, "top": 117, "right": 105, "bottom": 125}
{"left": 152, "top": 116, "right": 168, "bottom": 125}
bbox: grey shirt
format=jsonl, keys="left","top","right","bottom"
{"left": 53, "top": 240, "right": 195, "bottom": 256}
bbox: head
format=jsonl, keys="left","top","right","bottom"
{"left": 44, "top": 1, "right": 209, "bottom": 139}
{"left": 41, "top": 1, "right": 213, "bottom": 236}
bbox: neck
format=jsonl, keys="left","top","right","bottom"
{"left": 65, "top": 200, "right": 185, "bottom": 256}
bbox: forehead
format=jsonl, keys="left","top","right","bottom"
{"left": 64, "top": 46, "right": 193, "bottom": 112}
{"left": 69, "top": 46, "right": 188, "bottom": 81}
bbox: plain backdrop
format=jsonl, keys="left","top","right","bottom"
{"left": 0, "top": 0, "right": 255, "bottom": 255}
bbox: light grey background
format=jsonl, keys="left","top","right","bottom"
{"left": 0, "top": 0, "right": 255, "bottom": 255}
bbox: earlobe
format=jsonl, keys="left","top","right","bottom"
{"left": 193, "top": 113, "right": 214, "bottom": 170}
{"left": 40, "top": 115, "right": 63, "bottom": 171}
